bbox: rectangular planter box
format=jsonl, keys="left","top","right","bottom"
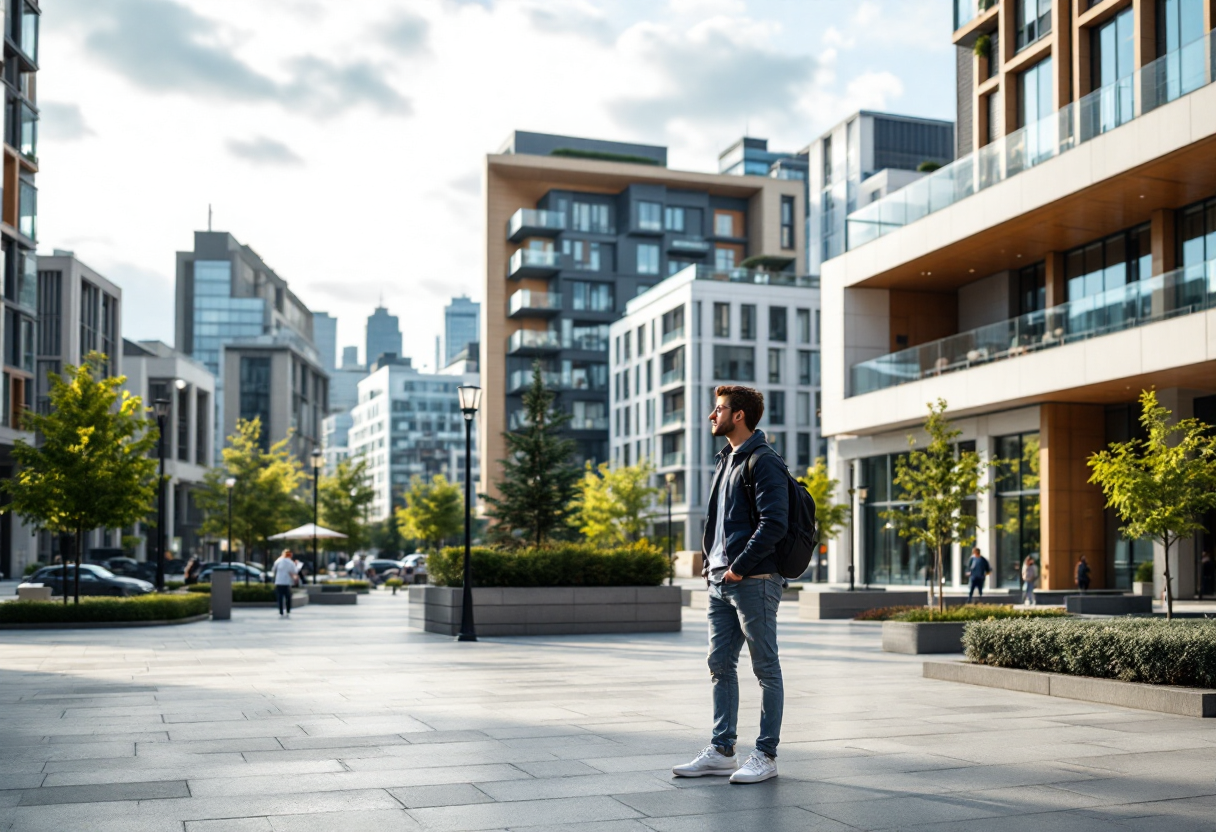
{"left": 409, "top": 585, "right": 682, "bottom": 636}
{"left": 924, "top": 660, "right": 1216, "bottom": 718}
{"left": 1065, "top": 594, "right": 1152, "bottom": 615}
{"left": 233, "top": 590, "right": 308, "bottom": 609}
{"left": 310, "top": 592, "right": 357, "bottom": 605}
{"left": 799, "top": 590, "right": 927, "bottom": 620}
{"left": 882, "top": 620, "right": 967, "bottom": 654}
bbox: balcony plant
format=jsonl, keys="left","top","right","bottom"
{"left": 974, "top": 33, "right": 992, "bottom": 59}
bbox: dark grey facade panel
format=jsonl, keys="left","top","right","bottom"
{"left": 504, "top": 131, "right": 667, "bottom": 166}
{"left": 957, "top": 45, "right": 974, "bottom": 158}
{"left": 872, "top": 117, "right": 955, "bottom": 171}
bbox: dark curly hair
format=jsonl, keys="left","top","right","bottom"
{"left": 714, "top": 385, "right": 765, "bottom": 431}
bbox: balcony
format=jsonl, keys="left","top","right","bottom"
{"left": 661, "top": 451, "right": 686, "bottom": 468}
{"left": 667, "top": 237, "right": 710, "bottom": 255}
{"left": 508, "top": 290, "right": 562, "bottom": 318}
{"left": 660, "top": 327, "right": 684, "bottom": 346}
{"left": 508, "top": 248, "right": 562, "bottom": 279}
{"left": 672, "top": 263, "right": 818, "bottom": 288}
{"left": 846, "top": 29, "right": 1216, "bottom": 252}
{"left": 569, "top": 416, "right": 609, "bottom": 431}
{"left": 507, "top": 208, "right": 566, "bottom": 242}
{"left": 849, "top": 258, "right": 1216, "bottom": 397}
{"left": 507, "top": 329, "right": 560, "bottom": 355}
{"left": 660, "top": 411, "right": 685, "bottom": 429}
{"left": 508, "top": 369, "right": 561, "bottom": 393}
{"left": 660, "top": 368, "right": 684, "bottom": 387}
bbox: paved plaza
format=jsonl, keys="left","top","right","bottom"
{"left": 2, "top": 594, "right": 1216, "bottom": 832}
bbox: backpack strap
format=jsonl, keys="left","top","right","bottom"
{"left": 740, "top": 444, "right": 774, "bottom": 530}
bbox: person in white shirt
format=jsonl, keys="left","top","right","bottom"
{"left": 271, "top": 550, "right": 301, "bottom": 616}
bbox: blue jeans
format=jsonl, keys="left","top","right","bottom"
{"left": 276, "top": 585, "right": 293, "bottom": 614}
{"left": 707, "top": 576, "right": 783, "bottom": 758}
{"left": 968, "top": 579, "right": 984, "bottom": 600}
{"left": 1023, "top": 582, "right": 1036, "bottom": 606}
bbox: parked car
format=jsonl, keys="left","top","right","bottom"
{"left": 102, "top": 557, "right": 158, "bottom": 582}
{"left": 197, "top": 563, "right": 266, "bottom": 583}
{"left": 365, "top": 559, "right": 406, "bottom": 582}
{"left": 19, "top": 564, "right": 154, "bottom": 597}
{"left": 402, "top": 553, "right": 428, "bottom": 584}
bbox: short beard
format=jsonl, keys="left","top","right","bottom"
{"left": 711, "top": 421, "right": 736, "bottom": 438}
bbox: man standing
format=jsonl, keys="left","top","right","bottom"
{"left": 966, "top": 547, "right": 991, "bottom": 601}
{"left": 1075, "top": 555, "right": 1091, "bottom": 594}
{"left": 673, "top": 386, "right": 787, "bottom": 785}
{"left": 271, "top": 550, "right": 301, "bottom": 617}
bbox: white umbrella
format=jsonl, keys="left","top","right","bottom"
{"left": 268, "top": 523, "right": 349, "bottom": 540}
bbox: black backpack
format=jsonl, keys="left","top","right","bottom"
{"left": 741, "top": 445, "right": 819, "bottom": 580}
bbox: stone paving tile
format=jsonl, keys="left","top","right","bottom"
{"left": 385, "top": 783, "right": 494, "bottom": 809}
{"left": 187, "top": 764, "right": 529, "bottom": 797}
{"left": 640, "top": 805, "right": 855, "bottom": 832}
{"left": 514, "top": 759, "right": 604, "bottom": 778}
{"left": 476, "top": 772, "right": 675, "bottom": 802}
{"left": 16, "top": 779, "right": 190, "bottom": 806}
{"left": 186, "top": 818, "right": 273, "bottom": 832}
{"left": 42, "top": 759, "right": 344, "bottom": 788}
{"left": 269, "top": 808, "right": 422, "bottom": 831}
{"left": 407, "top": 795, "right": 642, "bottom": 831}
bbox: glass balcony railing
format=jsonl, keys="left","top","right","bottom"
{"left": 850, "top": 257, "right": 1216, "bottom": 397}
{"left": 508, "top": 248, "right": 561, "bottom": 277}
{"left": 661, "top": 451, "right": 686, "bottom": 468}
{"left": 846, "top": 30, "right": 1216, "bottom": 252}
{"left": 672, "top": 263, "right": 819, "bottom": 288}
{"left": 569, "top": 416, "right": 609, "bottom": 431}
{"left": 954, "top": 0, "right": 997, "bottom": 31}
{"left": 507, "top": 329, "right": 560, "bottom": 353}
{"left": 661, "top": 411, "right": 685, "bottom": 427}
{"left": 508, "top": 369, "right": 561, "bottom": 393}
{"left": 507, "top": 208, "right": 565, "bottom": 241}
{"left": 660, "top": 326, "right": 684, "bottom": 345}
{"left": 660, "top": 367, "right": 684, "bottom": 386}
{"left": 508, "top": 290, "right": 562, "bottom": 316}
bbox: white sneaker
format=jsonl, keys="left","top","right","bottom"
{"left": 672, "top": 745, "right": 737, "bottom": 777}
{"left": 729, "top": 751, "right": 777, "bottom": 784}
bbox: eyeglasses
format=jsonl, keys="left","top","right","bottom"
{"left": 711, "top": 405, "right": 732, "bottom": 415}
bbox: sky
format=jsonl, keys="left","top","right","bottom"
{"left": 38, "top": 0, "right": 956, "bottom": 372}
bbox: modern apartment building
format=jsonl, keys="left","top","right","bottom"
{"left": 609, "top": 265, "right": 821, "bottom": 552}
{"left": 122, "top": 340, "right": 215, "bottom": 562}
{"left": 348, "top": 355, "right": 479, "bottom": 521}
{"left": 175, "top": 230, "right": 327, "bottom": 463}
{"left": 312, "top": 311, "right": 338, "bottom": 373}
{"left": 482, "top": 131, "right": 805, "bottom": 500}
{"left": 807, "top": 111, "right": 955, "bottom": 275}
{"left": 445, "top": 296, "right": 480, "bottom": 364}
{"left": 365, "top": 305, "right": 402, "bottom": 367}
{"left": 822, "top": 0, "right": 1216, "bottom": 596}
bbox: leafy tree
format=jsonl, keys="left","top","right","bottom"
{"left": 571, "top": 461, "right": 660, "bottom": 546}
{"left": 798, "top": 457, "right": 851, "bottom": 546}
{"left": 1, "top": 354, "right": 158, "bottom": 604}
{"left": 196, "top": 418, "right": 305, "bottom": 564}
{"left": 397, "top": 474, "right": 463, "bottom": 551}
{"left": 1088, "top": 390, "right": 1216, "bottom": 619}
{"left": 481, "top": 361, "right": 580, "bottom": 547}
{"left": 883, "top": 400, "right": 986, "bottom": 612}
{"left": 371, "top": 516, "right": 409, "bottom": 558}
{"left": 318, "top": 457, "right": 375, "bottom": 554}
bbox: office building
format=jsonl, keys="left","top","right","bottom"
{"left": 822, "top": 0, "right": 1216, "bottom": 594}
{"left": 175, "top": 231, "right": 327, "bottom": 463}
{"left": 445, "top": 295, "right": 480, "bottom": 364}
{"left": 441, "top": 341, "right": 479, "bottom": 375}
{"left": 342, "top": 346, "right": 359, "bottom": 368}
{"left": 718, "top": 137, "right": 808, "bottom": 180}
{"left": 807, "top": 111, "right": 954, "bottom": 275}
{"left": 321, "top": 410, "right": 353, "bottom": 473}
{"left": 609, "top": 265, "right": 820, "bottom": 552}
{"left": 365, "top": 305, "right": 402, "bottom": 367}
{"left": 482, "top": 131, "right": 805, "bottom": 501}
{"left": 312, "top": 311, "right": 338, "bottom": 373}
{"left": 348, "top": 355, "right": 479, "bottom": 521}
{"left": 122, "top": 340, "right": 216, "bottom": 562}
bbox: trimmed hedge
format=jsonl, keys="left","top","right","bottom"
{"left": 23, "top": 562, "right": 46, "bottom": 576}
{"left": 855, "top": 605, "right": 922, "bottom": 621}
{"left": 1134, "top": 561, "right": 1154, "bottom": 583}
{"left": 185, "top": 583, "right": 278, "bottom": 602}
{"left": 895, "top": 605, "right": 1069, "bottom": 623}
{"left": 0, "top": 594, "right": 211, "bottom": 624}
{"left": 326, "top": 580, "right": 370, "bottom": 590}
{"left": 964, "top": 618, "right": 1216, "bottom": 689}
{"left": 430, "top": 542, "right": 669, "bottom": 588}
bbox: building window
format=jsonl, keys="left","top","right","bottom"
{"left": 177, "top": 384, "right": 190, "bottom": 462}
{"left": 713, "top": 302, "right": 730, "bottom": 338}
{"left": 768, "top": 390, "right": 785, "bottom": 426}
{"left": 822, "top": 135, "right": 833, "bottom": 186}
{"left": 637, "top": 244, "right": 660, "bottom": 275}
{"left": 239, "top": 356, "right": 272, "bottom": 449}
{"left": 767, "top": 348, "right": 783, "bottom": 384}
{"left": 796, "top": 391, "right": 811, "bottom": 427}
{"left": 1018, "top": 57, "right": 1053, "bottom": 130}
{"left": 780, "top": 196, "right": 795, "bottom": 250}
{"left": 1065, "top": 223, "right": 1150, "bottom": 302}
{"left": 714, "top": 246, "right": 738, "bottom": 270}
{"left": 1017, "top": 262, "right": 1047, "bottom": 315}
{"left": 740, "top": 304, "right": 756, "bottom": 340}
{"left": 713, "top": 345, "right": 755, "bottom": 381}
{"left": 638, "top": 201, "right": 662, "bottom": 231}
{"left": 694, "top": 301, "right": 702, "bottom": 338}
{"left": 668, "top": 259, "right": 694, "bottom": 276}
{"left": 995, "top": 431, "right": 1042, "bottom": 588}
{"left": 714, "top": 211, "right": 736, "bottom": 237}
{"left": 1092, "top": 8, "right": 1135, "bottom": 132}
{"left": 196, "top": 391, "right": 209, "bottom": 465}
{"left": 796, "top": 432, "right": 811, "bottom": 468}
{"left": 570, "top": 280, "right": 613, "bottom": 312}
{"left": 18, "top": 178, "right": 36, "bottom": 241}
{"left": 1015, "top": 0, "right": 1052, "bottom": 52}
{"left": 796, "top": 308, "right": 811, "bottom": 344}
{"left": 769, "top": 306, "right": 787, "bottom": 342}
{"left": 570, "top": 240, "right": 602, "bottom": 271}
{"left": 1179, "top": 195, "right": 1216, "bottom": 267}
{"left": 572, "top": 202, "right": 613, "bottom": 234}
{"left": 862, "top": 453, "right": 930, "bottom": 585}
{"left": 664, "top": 206, "right": 686, "bottom": 232}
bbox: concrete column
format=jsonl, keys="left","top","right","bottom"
{"left": 1040, "top": 404, "right": 1107, "bottom": 589}
{"left": 1151, "top": 208, "right": 1177, "bottom": 276}
{"left": 1044, "top": 251, "right": 1067, "bottom": 307}
{"left": 977, "top": 435, "right": 999, "bottom": 591}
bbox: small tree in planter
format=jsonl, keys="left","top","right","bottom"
{"left": 798, "top": 457, "right": 851, "bottom": 560}
{"left": 397, "top": 474, "right": 462, "bottom": 551}
{"left": 1088, "top": 390, "right": 1216, "bottom": 620}
{"left": 570, "top": 461, "right": 660, "bottom": 546}
{"left": 883, "top": 400, "right": 986, "bottom": 612}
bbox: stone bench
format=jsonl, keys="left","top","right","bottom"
{"left": 17, "top": 585, "right": 52, "bottom": 601}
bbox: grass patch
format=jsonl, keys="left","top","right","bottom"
{"left": 430, "top": 542, "right": 669, "bottom": 588}
{"left": 964, "top": 618, "right": 1216, "bottom": 689}
{"left": 0, "top": 594, "right": 210, "bottom": 624}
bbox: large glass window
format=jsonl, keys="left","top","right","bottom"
{"left": 768, "top": 390, "right": 785, "bottom": 426}
{"left": 1065, "top": 223, "right": 1151, "bottom": 302}
{"left": 19, "top": 101, "right": 36, "bottom": 160}
{"left": 239, "top": 356, "right": 272, "bottom": 448}
{"left": 713, "top": 303, "right": 730, "bottom": 338}
{"left": 20, "top": 2, "right": 37, "bottom": 63}
{"left": 636, "top": 244, "right": 660, "bottom": 275}
{"left": 740, "top": 304, "right": 757, "bottom": 340}
{"left": 570, "top": 240, "right": 601, "bottom": 271}
{"left": 664, "top": 206, "right": 685, "bottom": 232}
{"left": 714, "top": 211, "right": 739, "bottom": 237}
{"left": 1179, "top": 195, "right": 1216, "bottom": 268}
{"left": 569, "top": 281, "right": 613, "bottom": 312}
{"left": 798, "top": 350, "right": 819, "bottom": 386}
{"left": 1017, "top": 261, "right": 1046, "bottom": 315}
{"left": 713, "top": 345, "right": 755, "bottom": 381}
{"left": 1015, "top": 0, "right": 1052, "bottom": 52}
{"left": 714, "top": 247, "right": 738, "bottom": 270}
{"left": 1018, "top": 56, "right": 1054, "bottom": 164}
{"left": 637, "top": 201, "right": 662, "bottom": 232}
{"left": 767, "top": 348, "right": 783, "bottom": 383}
{"left": 1157, "top": 0, "right": 1205, "bottom": 55}
{"left": 571, "top": 202, "right": 612, "bottom": 234}
{"left": 768, "top": 306, "right": 787, "bottom": 342}
{"left": 995, "top": 432, "right": 1041, "bottom": 588}
{"left": 862, "top": 453, "right": 930, "bottom": 585}
{"left": 1091, "top": 8, "right": 1134, "bottom": 131}
{"left": 796, "top": 308, "right": 811, "bottom": 344}
{"left": 796, "top": 392, "right": 811, "bottom": 427}
{"left": 562, "top": 321, "right": 609, "bottom": 351}
{"left": 780, "top": 196, "right": 795, "bottom": 250}
{"left": 18, "top": 178, "right": 35, "bottom": 240}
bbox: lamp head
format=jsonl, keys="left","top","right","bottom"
{"left": 174, "top": 378, "right": 188, "bottom": 391}
{"left": 857, "top": 487, "right": 869, "bottom": 502}
{"left": 224, "top": 477, "right": 236, "bottom": 489}
{"left": 457, "top": 385, "right": 482, "bottom": 419}
{"left": 310, "top": 449, "right": 324, "bottom": 471}
{"left": 153, "top": 398, "right": 172, "bottom": 419}
{"left": 665, "top": 472, "right": 676, "bottom": 487}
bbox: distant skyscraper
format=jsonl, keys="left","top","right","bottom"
{"left": 312, "top": 312, "right": 337, "bottom": 373}
{"left": 444, "top": 296, "right": 480, "bottom": 363}
{"left": 365, "top": 306, "right": 402, "bottom": 367}
{"left": 342, "top": 346, "right": 360, "bottom": 369}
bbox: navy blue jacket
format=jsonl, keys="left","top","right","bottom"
{"left": 701, "top": 430, "right": 789, "bottom": 579}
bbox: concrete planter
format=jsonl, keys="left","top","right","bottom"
{"left": 1133, "top": 581, "right": 1154, "bottom": 596}
{"left": 409, "top": 585, "right": 682, "bottom": 636}
{"left": 882, "top": 620, "right": 968, "bottom": 654}
{"left": 310, "top": 592, "right": 357, "bottom": 605}
{"left": 924, "top": 660, "right": 1216, "bottom": 718}
{"left": 799, "top": 590, "right": 927, "bottom": 620}
{"left": 1064, "top": 594, "right": 1151, "bottom": 615}
{"left": 232, "top": 590, "right": 308, "bottom": 609}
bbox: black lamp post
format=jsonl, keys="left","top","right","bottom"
{"left": 225, "top": 477, "right": 240, "bottom": 583}
{"left": 457, "top": 384, "right": 482, "bottom": 642}
{"left": 665, "top": 473, "right": 675, "bottom": 586}
{"left": 858, "top": 487, "right": 869, "bottom": 590}
{"left": 310, "top": 449, "right": 324, "bottom": 586}
{"left": 153, "top": 396, "right": 172, "bottom": 592}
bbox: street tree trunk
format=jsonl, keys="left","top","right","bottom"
{"left": 1162, "top": 533, "right": 1175, "bottom": 621}
{"left": 936, "top": 544, "right": 946, "bottom": 614}
{"left": 74, "top": 525, "right": 83, "bottom": 606}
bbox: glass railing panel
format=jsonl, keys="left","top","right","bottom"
{"left": 507, "top": 208, "right": 566, "bottom": 238}
{"left": 661, "top": 452, "right": 686, "bottom": 467}
{"left": 660, "top": 368, "right": 684, "bottom": 385}
{"left": 660, "top": 327, "right": 684, "bottom": 345}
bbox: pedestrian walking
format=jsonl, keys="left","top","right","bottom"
{"left": 1201, "top": 552, "right": 1215, "bottom": 598}
{"left": 183, "top": 557, "right": 201, "bottom": 586}
{"left": 1022, "top": 556, "right": 1038, "bottom": 606}
{"left": 966, "top": 547, "right": 991, "bottom": 601}
{"left": 270, "top": 550, "right": 301, "bottom": 616}
{"left": 673, "top": 386, "right": 787, "bottom": 786}
{"left": 1075, "top": 555, "right": 1091, "bottom": 593}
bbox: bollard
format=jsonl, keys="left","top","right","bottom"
{"left": 211, "top": 568, "right": 234, "bottom": 621}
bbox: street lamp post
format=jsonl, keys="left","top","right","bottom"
{"left": 225, "top": 477, "right": 240, "bottom": 583}
{"left": 665, "top": 473, "right": 675, "bottom": 586}
{"left": 310, "top": 449, "right": 324, "bottom": 586}
{"left": 456, "top": 384, "right": 482, "bottom": 642}
{"left": 153, "top": 397, "right": 173, "bottom": 592}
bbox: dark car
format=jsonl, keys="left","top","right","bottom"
{"left": 198, "top": 563, "right": 266, "bottom": 583}
{"left": 19, "top": 564, "right": 154, "bottom": 597}
{"left": 366, "top": 559, "right": 406, "bottom": 582}
{"left": 102, "top": 557, "right": 158, "bottom": 582}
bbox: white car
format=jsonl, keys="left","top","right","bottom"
{"left": 402, "top": 554, "right": 428, "bottom": 584}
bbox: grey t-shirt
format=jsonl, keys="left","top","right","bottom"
{"left": 707, "top": 451, "right": 738, "bottom": 584}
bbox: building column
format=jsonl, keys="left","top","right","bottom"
{"left": 1151, "top": 208, "right": 1177, "bottom": 276}
{"left": 1040, "top": 404, "right": 1107, "bottom": 589}
{"left": 1044, "top": 251, "right": 1067, "bottom": 307}
{"left": 976, "top": 435, "right": 998, "bottom": 590}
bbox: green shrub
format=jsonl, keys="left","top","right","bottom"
{"left": 23, "top": 562, "right": 46, "bottom": 576}
{"left": 854, "top": 605, "right": 922, "bottom": 621}
{"left": 233, "top": 585, "right": 277, "bottom": 602}
{"left": 165, "top": 581, "right": 185, "bottom": 590}
{"left": 0, "top": 594, "right": 211, "bottom": 624}
{"left": 964, "top": 618, "right": 1216, "bottom": 688}
{"left": 894, "top": 605, "right": 1069, "bottom": 623}
{"left": 385, "top": 578, "right": 404, "bottom": 588}
{"left": 430, "top": 542, "right": 668, "bottom": 588}
{"left": 1134, "top": 561, "right": 1155, "bottom": 583}
{"left": 185, "top": 584, "right": 211, "bottom": 593}
{"left": 328, "top": 580, "right": 370, "bottom": 590}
